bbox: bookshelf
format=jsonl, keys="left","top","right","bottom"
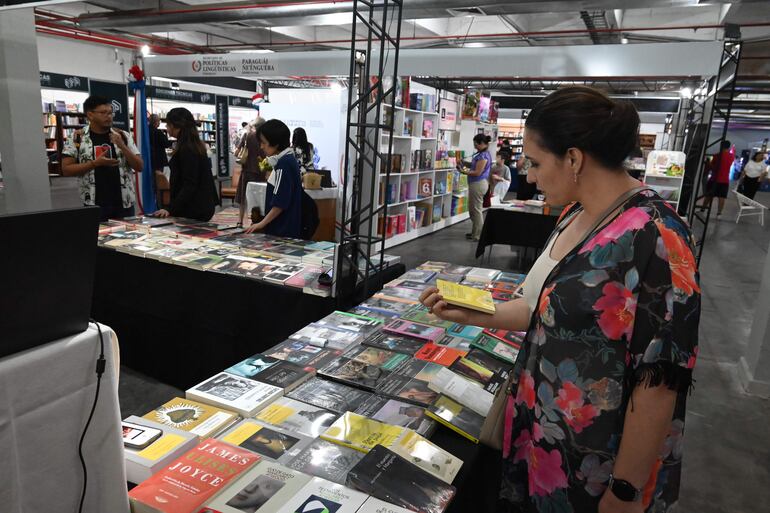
{"left": 42, "top": 110, "right": 87, "bottom": 176}
{"left": 643, "top": 150, "right": 686, "bottom": 211}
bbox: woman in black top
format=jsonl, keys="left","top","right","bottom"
{"left": 292, "top": 127, "right": 315, "bottom": 174}
{"left": 153, "top": 107, "right": 218, "bottom": 221}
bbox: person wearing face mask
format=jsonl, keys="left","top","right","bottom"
{"left": 152, "top": 107, "right": 218, "bottom": 221}
{"left": 459, "top": 133, "right": 492, "bottom": 241}
{"left": 421, "top": 86, "right": 700, "bottom": 513}
{"left": 244, "top": 119, "right": 303, "bottom": 237}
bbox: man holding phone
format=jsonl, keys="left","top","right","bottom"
{"left": 62, "top": 95, "right": 144, "bottom": 221}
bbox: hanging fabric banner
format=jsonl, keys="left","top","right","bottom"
{"left": 128, "top": 66, "right": 157, "bottom": 214}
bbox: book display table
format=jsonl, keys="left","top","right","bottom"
{"left": 475, "top": 206, "right": 559, "bottom": 259}
{"left": 2, "top": 324, "right": 129, "bottom": 513}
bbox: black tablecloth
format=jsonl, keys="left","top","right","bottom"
{"left": 92, "top": 248, "right": 403, "bottom": 389}
{"left": 476, "top": 207, "right": 559, "bottom": 258}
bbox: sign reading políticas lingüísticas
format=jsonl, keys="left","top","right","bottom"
{"left": 188, "top": 56, "right": 276, "bottom": 77}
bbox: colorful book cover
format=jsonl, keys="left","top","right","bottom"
{"left": 395, "top": 359, "right": 445, "bottom": 383}
{"left": 321, "top": 412, "right": 405, "bottom": 453}
{"left": 414, "top": 343, "right": 466, "bottom": 367}
{"left": 219, "top": 419, "right": 313, "bottom": 464}
{"left": 286, "top": 439, "right": 365, "bottom": 486}
{"left": 354, "top": 395, "right": 436, "bottom": 437}
{"left": 434, "top": 333, "right": 472, "bottom": 352}
{"left": 128, "top": 439, "right": 259, "bottom": 513}
{"left": 255, "top": 397, "right": 339, "bottom": 438}
{"left": 449, "top": 357, "right": 506, "bottom": 394}
{"left": 286, "top": 377, "right": 373, "bottom": 414}
{"left": 142, "top": 397, "right": 239, "bottom": 440}
{"left": 383, "top": 319, "right": 445, "bottom": 343}
{"left": 436, "top": 279, "right": 496, "bottom": 314}
{"left": 390, "top": 430, "right": 463, "bottom": 484}
{"left": 349, "top": 305, "right": 401, "bottom": 323}
{"left": 482, "top": 328, "right": 525, "bottom": 348}
{"left": 341, "top": 344, "right": 411, "bottom": 371}
{"left": 446, "top": 324, "right": 484, "bottom": 341}
{"left": 199, "top": 460, "right": 311, "bottom": 513}
{"left": 470, "top": 334, "right": 520, "bottom": 365}
{"left": 427, "top": 367, "right": 493, "bottom": 417}
{"left": 425, "top": 394, "right": 484, "bottom": 444}
{"left": 346, "top": 445, "right": 456, "bottom": 513}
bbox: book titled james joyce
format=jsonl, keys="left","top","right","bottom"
{"left": 414, "top": 343, "right": 466, "bottom": 367}
{"left": 286, "top": 377, "right": 373, "bottom": 414}
{"left": 198, "top": 460, "right": 311, "bottom": 513}
{"left": 383, "top": 319, "right": 444, "bottom": 343}
{"left": 362, "top": 331, "right": 425, "bottom": 355}
{"left": 143, "top": 397, "right": 240, "bottom": 440}
{"left": 346, "top": 445, "right": 456, "bottom": 513}
{"left": 186, "top": 373, "right": 282, "bottom": 417}
{"left": 286, "top": 438, "right": 365, "bottom": 485}
{"left": 218, "top": 418, "right": 313, "bottom": 465}
{"left": 128, "top": 438, "right": 259, "bottom": 513}
{"left": 354, "top": 395, "right": 436, "bottom": 437}
{"left": 255, "top": 396, "right": 339, "bottom": 438}
{"left": 272, "top": 476, "right": 368, "bottom": 513}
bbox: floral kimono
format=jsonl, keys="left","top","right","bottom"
{"left": 501, "top": 189, "right": 700, "bottom": 513}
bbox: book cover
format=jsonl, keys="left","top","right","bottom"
{"left": 385, "top": 278, "right": 428, "bottom": 291}
{"left": 199, "top": 460, "right": 311, "bottom": 513}
{"left": 425, "top": 394, "right": 484, "bottom": 444}
{"left": 250, "top": 361, "right": 315, "bottom": 393}
{"left": 442, "top": 264, "right": 473, "bottom": 276}
{"left": 463, "top": 347, "right": 514, "bottom": 377}
{"left": 290, "top": 323, "right": 362, "bottom": 350}
{"left": 226, "top": 354, "right": 280, "bottom": 380}
{"left": 318, "top": 357, "right": 393, "bottom": 392}
{"left": 383, "top": 320, "right": 445, "bottom": 343}
{"left": 255, "top": 397, "right": 339, "bottom": 438}
{"left": 321, "top": 412, "right": 405, "bottom": 453}
{"left": 464, "top": 267, "right": 501, "bottom": 283}
{"left": 362, "top": 331, "right": 425, "bottom": 355}
{"left": 128, "top": 439, "right": 259, "bottom": 513}
{"left": 273, "top": 477, "right": 368, "bottom": 513}
{"left": 356, "top": 497, "right": 414, "bottom": 513}
{"left": 349, "top": 305, "right": 401, "bottom": 323}
{"left": 434, "top": 333, "right": 471, "bottom": 352}
{"left": 346, "top": 445, "right": 456, "bottom": 513}
{"left": 436, "top": 279, "right": 496, "bottom": 314}
{"left": 414, "top": 343, "right": 466, "bottom": 367}
{"left": 316, "top": 311, "right": 383, "bottom": 336}
{"left": 390, "top": 430, "right": 462, "bottom": 484}
{"left": 285, "top": 265, "right": 326, "bottom": 288}
{"left": 186, "top": 373, "right": 283, "bottom": 417}
{"left": 449, "top": 357, "right": 506, "bottom": 394}
{"left": 376, "top": 374, "right": 439, "bottom": 407}
{"left": 355, "top": 395, "right": 436, "bottom": 437}
{"left": 286, "top": 377, "right": 373, "bottom": 414}
{"left": 219, "top": 419, "right": 313, "bottom": 465}
{"left": 123, "top": 415, "right": 199, "bottom": 485}
{"left": 485, "top": 281, "right": 519, "bottom": 294}
{"left": 482, "top": 328, "right": 525, "bottom": 349}
{"left": 470, "top": 334, "right": 520, "bottom": 365}
{"left": 286, "top": 439, "right": 365, "bottom": 486}
{"left": 401, "top": 305, "right": 455, "bottom": 330}
{"left": 427, "top": 367, "right": 493, "bottom": 417}
{"left": 395, "top": 359, "right": 445, "bottom": 383}
{"left": 417, "top": 261, "right": 450, "bottom": 272}
{"left": 266, "top": 340, "right": 342, "bottom": 371}
{"left": 362, "top": 296, "right": 416, "bottom": 316}
{"left": 341, "top": 344, "right": 411, "bottom": 371}
{"left": 445, "top": 324, "right": 484, "bottom": 341}
{"left": 377, "top": 286, "right": 423, "bottom": 303}
{"left": 142, "top": 397, "right": 240, "bottom": 440}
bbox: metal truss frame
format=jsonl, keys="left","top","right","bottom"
{"left": 336, "top": 0, "right": 403, "bottom": 303}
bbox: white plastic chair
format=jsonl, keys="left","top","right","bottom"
{"left": 733, "top": 189, "right": 768, "bottom": 226}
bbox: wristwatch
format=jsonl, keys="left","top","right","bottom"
{"left": 608, "top": 474, "right": 642, "bottom": 502}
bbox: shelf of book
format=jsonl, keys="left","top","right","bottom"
{"left": 383, "top": 211, "right": 470, "bottom": 249}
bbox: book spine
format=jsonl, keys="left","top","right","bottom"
{"left": 424, "top": 410, "right": 480, "bottom": 444}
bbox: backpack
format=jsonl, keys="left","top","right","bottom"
{"left": 300, "top": 190, "right": 320, "bottom": 240}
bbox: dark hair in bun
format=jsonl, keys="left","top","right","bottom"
{"left": 525, "top": 86, "right": 640, "bottom": 170}
{"left": 473, "top": 133, "right": 492, "bottom": 146}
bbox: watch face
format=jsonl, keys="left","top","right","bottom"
{"left": 611, "top": 478, "right": 640, "bottom": 502}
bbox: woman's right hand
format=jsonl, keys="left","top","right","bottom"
{"left": 419, "top": 287, "right": 474, "bottom": 325}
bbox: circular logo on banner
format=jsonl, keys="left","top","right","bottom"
{"left": 192, "top": 60, "right": 202, "bottom": 72}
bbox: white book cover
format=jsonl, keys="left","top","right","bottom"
{"left": 428, "top": 367, "right": 493, "bottom": 417}
{"left": 255, "top": 397, "right": 339, "bottom": 438}
{"left": 290, "top": 323, "right": 361, "bottom": 349}
{"left": 122, "top": 415, "right": 198, "bottom": 484}
{"left": 218, "top": 418, "right": 314, "bottom": 465}
{"left": 465, "top": 267, "right": 501, "bottom": 283}
{"left": 201, "top": 460, "right": 312, "bottom": 513}
{"left": 356, "top": 497, "right": 414, "bottom": 513}
{"left": 273, "top": 477, "right": 368, "bottom": 513}
{"left": 187, "top": 372, "right": 283, "bottom": 417}
{"left": 389, "top": 430, "right": 462, "bottom": 484}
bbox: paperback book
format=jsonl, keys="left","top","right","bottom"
{"left": 272, "top": 477, "right": 368, "bottom": 513}
{"left": 483, "top": 328, "right": 525, "bottom": 348}
{"left": 316, "top": 310, "right": 382, "bottom": 336}
{"left": 401, "top": 304, "right": 455, "bottom": 330}
{"left": 470, "top": 334, "right": 520, "bottom": 364}
{"left": 362, "top": 331, "right": 426, "bottom": 355}
{"left": 425, "top": 394, "right": 485, "bottom": 444}
{"left": 395, "top": 359, "right": 445, "bottom": 383}
{"left": 318, "top": 357, "right": 393, "bottom": 391}
{"left": 186, "top": 372, "right": 283, "bottom": 417}
{"left": 383, "top": 319, "right": 445, "bottom": 343}
{"left": 449, "top": 357, "right": 507, "bottom": 394}
{"left": 436, "top": 279, "right": 496, "bottom": 314}
{"left": 142, "top": 397, "right": 240, "bottom": 439}
{"left": 400, "top": 269, "right": 437, "bottom": 283}
{"left": 356, "top": 497, "right": 414, "bottom": 513}
{"left": 390, "top": 429, "right": 463, "bottom": 484}
{"left": 428, "top": 367, "right": 493, "bottom": 417}
{"left": 341, "top": 344, "right": 411, "bottom": 371}
{"left": 376, "top": 374, "right": 439, "bottom": 407}
{"left": 463, "top": 347, "right": 514, "bottom": 376}
{"left": 286, "top": 377, "right": 373, "bottom": 414}
{"left": 290, "top": 323, "right": 362, "bottom": 350}
{"left": 354, "top": 395, "right": 436, "bottom": 437}
{"left": 414, "top": 343, "right": 466, "bottom": 367}
{"left": 445, "top": 324, "right": 484, "bottom": 341}
{"left": 349, "top": 305, "right": 401, "bottom": 323}
{"left": 359, "top": 296, "right": 416, "bottom": 316}
{"left": 346, "top": 445, "right": 456, "bottom": 513}
{"left": 122, "top": 415, "right": 199, "bottom": 484}
{"left": 255, "top": 396, "right": 339, "bottom": 438}
{"left": 321, "top": 411, "right": 405, "bottom": 453}
{"left": 286, "top": 438, "right": 365, "bottom": 485}
{"left": 376, "top": 286, "right": 423, "bottom": 303}
{"left": 219, "top": 419, "right": 313, "bottom": 464}
{"left": 434, "top": 333, "right": 472, "bottom": 352}
{"left": 464, "top": 267, "right": 501, "bottom": 283}
{"left": 266, "top": 340, "right": 342, "bottom": 370}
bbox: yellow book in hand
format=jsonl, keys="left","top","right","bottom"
{"left": 437, "top": 279, "right": 496, "bottom": 314}
{"left": 320, "top": 411, "right": 405, "bottom": 453}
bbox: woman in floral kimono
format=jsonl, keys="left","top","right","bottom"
{"left": 421, "top": 86, "right": 699, "bottom": 513}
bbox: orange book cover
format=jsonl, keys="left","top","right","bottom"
{"left": 414, "top": 343, "right": 466, "bottom": 367}
{"left": 128, "top": 438, "right": 260, "bottom": 513}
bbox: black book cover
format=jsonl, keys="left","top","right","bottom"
{"left": 464, "top": 347, "right": 513, "bottom": 376}
{"left": 376, "top": 374, "right": 438, "bottom": 407}
{"left": 363, "top": 331, "right": 424, "bottom": 355}
{"left": 318, "top": 357, "right": 392, "bottom": 392}
{"left": 346, "top": 445, "right": 456, "bottom": 513}
{"left": 287, "top": 377, "right": 373, "bottom": 414}
{"left": 255, "top": 360, "right": 312, "bottom": 390}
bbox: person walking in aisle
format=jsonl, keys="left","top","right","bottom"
{"left": 490, "top": 153, "right": 512, "bottom": 203}
{"left": 244, "top": 119, "right": 303, "bottom": 237}
{"left": 235, "top": 117, "right": 267, "bottom": 225}
{"left": 421, "top": 86, "right": 699, "bottom": 513}
{"left": 292, "top": 127, "right": 316, "bottom": 174}
{"left": 459, "top": 133, "right": 492, "bottom": 241}
{"left": 740, "top": 151, "right": 768, "bottom": 199}
{"left": 61, "top": 95, "right": 144, "bottom": 221}
{"left": 703, "top": 140, "right": 734, "bottom": 217}
{"left": 152, "top": 108, "right": 218, "bottom": 221}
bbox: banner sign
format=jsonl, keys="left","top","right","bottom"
{"left": 228, "top": 96, "right": 252, "bottom": 108}
{"left": 88, "top": 80, "right": 130, "bottom": 130}
{"left": 39, "top": 71, "right": 89, "bottom": 92}
{"left": 215, "top": 95, "right": 230, "bottom": 177}
{"left": 145, "top": 85, "right": 215, "bottom": 105}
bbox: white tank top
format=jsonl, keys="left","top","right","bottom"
{"left": 519, "top": 234, "right": 560, "bottom": 314}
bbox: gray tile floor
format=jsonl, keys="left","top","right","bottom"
{"left": 5, "top": 178, "right": 769, "bottom": 512}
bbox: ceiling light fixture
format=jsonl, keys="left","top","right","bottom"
{"left": 621, "top": 37, "right": 629, "bottom": 44}
{"left": 141, "top": 44, "right": 151, "bottom": 56}
{"left": 680, "top": 87, "right": 693, "bottom": 99}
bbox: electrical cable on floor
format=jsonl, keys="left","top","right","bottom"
{"left": 78, "top": 320, "right": 106, "bottom": 513}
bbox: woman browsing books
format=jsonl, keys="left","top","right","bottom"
{"left": 421, "top": 86, "right": 700, "bottom": 513}
{"left": 152, "top": 107, "right": 218, "bottom": 221}
{"left": 458, "top": 133, "right": 492, "bottom": 241}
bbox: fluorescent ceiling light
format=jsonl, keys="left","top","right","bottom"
{"left": 464, "top": 42, "right": 487, "bottom": 48}
{"left": 230, "top": 49, "right": 274, "bottom": 53}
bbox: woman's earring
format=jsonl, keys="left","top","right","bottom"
{"left": 573, "top": 173, "right": 579, "bottom": 184}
